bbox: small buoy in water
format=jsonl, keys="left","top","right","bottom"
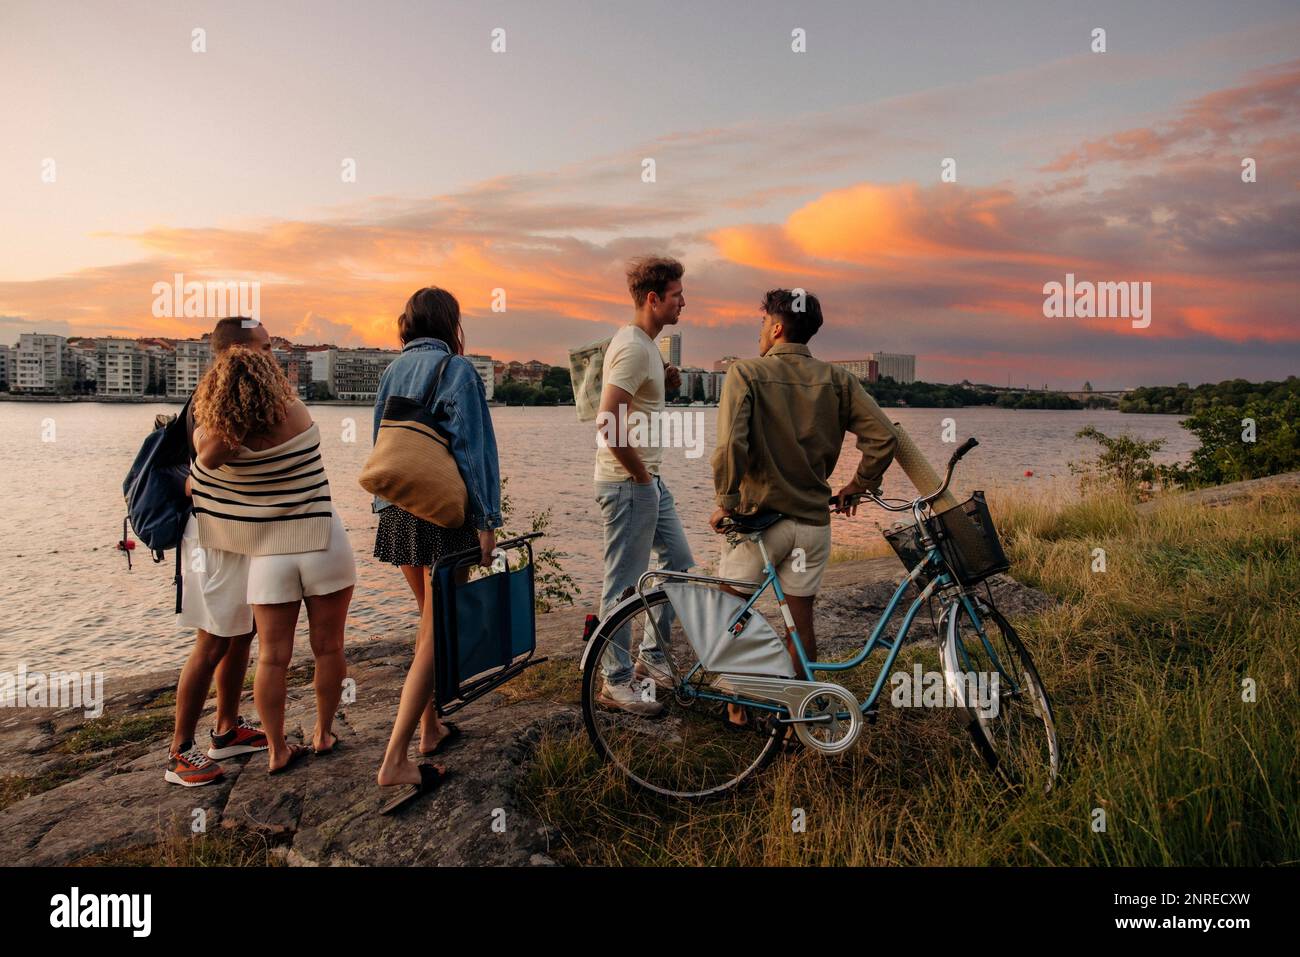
{"left": 1024, "top": 470, "right": 1034, "bottom": 477}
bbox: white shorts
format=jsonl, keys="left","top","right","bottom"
{"left": 177, "top": 514, "right": 254, "bottom": 638}
{"left": 717, "top": 518, "right": 833, "bottom": 598}
{"left": 246, "top": 509, "right": 357, "bottom": 605}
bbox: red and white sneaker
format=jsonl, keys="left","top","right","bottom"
{"left": 207, "top": 715, "right": 269, "bottom": 760}
{"left": 165, "top": 744, "right": 224, "bottom": 787}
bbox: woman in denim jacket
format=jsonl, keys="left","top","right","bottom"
{"left": 373, "top": 287, "right": 501, "bottom": 806}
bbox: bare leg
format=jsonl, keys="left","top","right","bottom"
{"left": 398, "top": 563, "right": 446, "bottom": 754}
{"left": 305, "top": 586, "right": 352, "bottom": 751}
{"left": 212, "top": 631, "right": 255, "bottom": 736}
{"left": 717, "top": 588, "right": 817, "bottom": 725}
{"left": 784, "top": 595, "right": 816, "bottom": 677}
{"left": 252, "top": 601, "right": 300, "bottom": 772}
{"left": 719, "top": 584, "right": 753, "bottom": 727}
{"left": 378, "top": 567, "right": 444, "bottom": 787}
{"left": 170, "top": 629, "right": 231, "bottom": 754}
{"left": 377, "top": 566, "right": 467, "bottom": 785}
{"left": 398, "top": 564, "right": 424, "bottom": 608}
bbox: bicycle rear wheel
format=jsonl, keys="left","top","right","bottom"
{"left": 581, "top": 588, "right": 782, "bottom": 799}
{"left": 942, "top": 597, "right": 1060, "bottom": 792}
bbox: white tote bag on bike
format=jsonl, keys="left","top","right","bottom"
{"left": 662, "top": 583, "right": 795, "bottom": 677}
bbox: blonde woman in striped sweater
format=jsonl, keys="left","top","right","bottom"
{"left": 191, "top": 347, "right": 356, "bottom": 774}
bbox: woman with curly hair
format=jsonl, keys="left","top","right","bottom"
{"left": 190, "top": 345, "right": 355, "bottom": 774}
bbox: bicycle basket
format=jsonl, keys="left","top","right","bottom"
{"left": 883, "top": 522, "right": 935, "bottom": 586}
{"left": 930, "top": 491, "right": 1009, "bottom": 587}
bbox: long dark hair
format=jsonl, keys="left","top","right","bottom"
{"left": 398, "top": 287, "right": 464, "bottom": 354}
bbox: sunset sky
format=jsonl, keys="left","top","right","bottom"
{"left": 1, "top": 0, "right": 1297, "bottom": 388}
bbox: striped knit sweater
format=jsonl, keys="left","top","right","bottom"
{"left": 190, "top": 423, "right": 334, "bottom": 556}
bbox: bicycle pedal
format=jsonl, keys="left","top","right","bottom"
{"left": 865, "top": 708, "right": 879, "bottom": 725}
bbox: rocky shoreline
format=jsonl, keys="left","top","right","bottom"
{"left": 0, "top": 558, "right": 1053, "bottom": 866}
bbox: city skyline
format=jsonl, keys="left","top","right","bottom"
{"left": 2, "top": 2, "right": 1297, "bottom": 389}
{"left": 0, "top": 328, "right": 919, "bottom": 378}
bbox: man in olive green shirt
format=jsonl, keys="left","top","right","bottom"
{"left": 709, "top": 289, "right": 897, "bottom": 680}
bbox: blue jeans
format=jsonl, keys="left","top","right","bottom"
{"left": 595, "top": 475, "right": 694, "bottom": 685}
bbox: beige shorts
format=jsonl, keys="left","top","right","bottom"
{"left": 717, "top": 518, "right": 832, "bottom": 598}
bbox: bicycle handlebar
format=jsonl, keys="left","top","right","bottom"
{"left": 832, "top": 436, "right": 979, "bottom": 515}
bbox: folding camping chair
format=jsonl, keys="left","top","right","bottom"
{"left": 430, "top": 531, "right": 548, "bottom": 716}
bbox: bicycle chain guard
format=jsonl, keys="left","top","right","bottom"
{"left": 709, "top": 674, "right": 863, "bottom": 755}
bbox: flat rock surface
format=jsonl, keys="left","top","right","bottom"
{"left": 0, "top": 559, "right": 1051, "bottom": 866}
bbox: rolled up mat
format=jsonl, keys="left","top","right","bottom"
{"left": 890, "top": 421, "right": 960, "bottom": 513}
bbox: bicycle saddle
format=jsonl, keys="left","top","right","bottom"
{"left": 724, "top": 510, "right": 784, "bottom": 533}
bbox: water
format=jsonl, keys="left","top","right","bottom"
{"left": 0, "top": 403, "right": 1194, "bottom": 677}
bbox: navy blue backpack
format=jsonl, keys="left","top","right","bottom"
{"left": 122, "top": 396, "right": 192, "bottom": 611}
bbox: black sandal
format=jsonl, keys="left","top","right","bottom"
{"left": 379, "top": 764, "right": 452, "bottom": 816}
{"left": 418, "top": 722, "right": 463, "bottom": 757}
{"left": 313, "top": 732, "right": 340, "bottom": 755}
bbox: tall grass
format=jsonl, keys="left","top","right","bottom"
{"left": 520, "top": 486, "right": 1299, "bottom": 865}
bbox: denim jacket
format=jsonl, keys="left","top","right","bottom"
{"left": 371, "top": 337, "right": 503, "bottom": 531}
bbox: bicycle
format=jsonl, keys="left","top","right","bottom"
{"left": 579, "top": 437, "right": 1060, "bottom": 799}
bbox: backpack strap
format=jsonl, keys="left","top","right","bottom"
{"left": 174, "top": 532, "right": 183, "bottom": 614}
{"left": 172, "top": 506, "right": 190, "bottom": 614}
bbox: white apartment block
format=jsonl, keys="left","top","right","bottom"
{"left": 0, "top": 344, "right": 9, "bottom": 389}
{"left": 96, "top": 338, "right": 145, "bottom": 396}
{"left": 171, "top": 339, "right": 211, "bottom": 396}
{"left": 867, "top": 352, "right": 916, "bottom": 384}
{"left": 13, "top": 333, "right": 69, "bottom": 393}
{"left": 466, "top": 354, "right": 495, "bottom": 401}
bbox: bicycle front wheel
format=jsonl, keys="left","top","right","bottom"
{"left": 581, "top": 588, "right": 782, "bottom": 799}
{"left": 942, "top": 597, "right": 1060, "bottom": 792}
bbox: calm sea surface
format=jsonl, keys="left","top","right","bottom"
{"left": 0, "top": 403, "right": 1195, "bottom": 677}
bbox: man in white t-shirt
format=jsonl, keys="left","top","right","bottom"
{"left": 592, "top": 256, "right": 694, "bottom": 715}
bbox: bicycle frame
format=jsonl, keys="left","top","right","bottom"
{"left": 632, "top": 533, "right": 984, "bottom": 718}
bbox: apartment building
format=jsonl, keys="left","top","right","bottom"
{"left": 96, "top": 338, "right": 146, "bottom": 396}
{"left": 465, "top": 354, "right": 496, "bottom": 401}
{"left": 171, "top": 339, "right": 211, "bottom": 396}
{"left": 13, "top": 333, "right": 70, "bottom": 393}
{"left": 658, "top": 333, "right": 682, "bottom": 368}
{"left": 333, "top": 348, "right": 399, "bottom": 401}
{"left": 831, "top": 358, "right": 880, "bottom": 383}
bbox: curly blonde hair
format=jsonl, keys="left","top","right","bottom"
{"left": 193, "top": 346, "right": 296, "bottom": 448}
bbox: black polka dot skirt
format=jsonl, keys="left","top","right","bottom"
{"left": 373, "top": 505, "right": 479, "bottom": 568}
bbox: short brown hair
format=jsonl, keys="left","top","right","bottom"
{"left": 210, "top": 317, "right": 262, "bottom": 354}
{"left": 625, "top": 256, "right": 684, "bottom": 307}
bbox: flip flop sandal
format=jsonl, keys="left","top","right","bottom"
{"left": 379, "top": 764, "right": 452, "bottom": 816}
{"left": 313, "top": 732, "right": 341, "bottom": 755}
{"left": 268, "top": 743, "right": 311, "bottom": 775}
{"left": 418, "top": 722, "right": 463, "bottom": 757}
